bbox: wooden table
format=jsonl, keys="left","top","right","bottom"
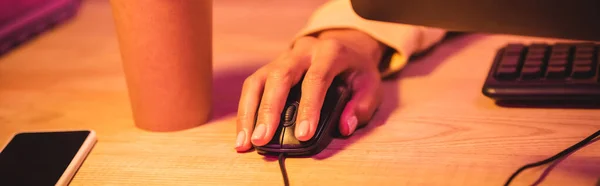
{"left": 1, "top": 0, "right": 599, "bottom": 185}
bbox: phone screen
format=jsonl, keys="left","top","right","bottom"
{"left": 0, "top": 130, "right": 93, "bottom": 185}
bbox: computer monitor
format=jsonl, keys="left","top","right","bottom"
{"left": 350, "top": 0, "right": 600, "bottom": 41}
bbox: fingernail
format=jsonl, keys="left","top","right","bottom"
{"left": 252, "top": 124, "right": 266, "bottom": 141}
{"left": 347, "top": 115, "right": 357, "bottom": 135}
{"left": 296, "top": 120, "right": 310, "bottom": 138}
{"left": 235, "top": 130, "right": 246, "bottom": 148}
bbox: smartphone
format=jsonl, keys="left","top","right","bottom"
{"left": 0, "top": 130, "right": 97, "bottom": 186}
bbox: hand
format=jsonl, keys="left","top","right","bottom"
{"left": 235, "top": 29, "right": 386, "bottom": 152}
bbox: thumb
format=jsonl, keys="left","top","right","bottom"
{"left": 339, "top": 74, "right": 382, "bottom": 136}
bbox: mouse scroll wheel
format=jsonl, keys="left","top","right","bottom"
{"left": 284, "top": 104, "right": 297, "bottom": 123}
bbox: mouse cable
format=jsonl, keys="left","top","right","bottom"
{"left": 504, "top": 129, "right": 600, "bottom": 186}
{"left": 279, "top": 153, "right": 290, "bottom": 186}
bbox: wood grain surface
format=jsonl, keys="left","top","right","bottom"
{"left": 0, "top": 0, "right": 599, "bottom": 186}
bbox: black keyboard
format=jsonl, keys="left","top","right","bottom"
{"left": 482, "top": 42, "right": 600, "bottom": 102}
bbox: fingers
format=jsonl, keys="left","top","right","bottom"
{"left": 339, "top": 72, "right": 382, "bottom": 136}
{"left": 236, "top": 36, "right": 379, "bottom": 151}
{"left": 235, "top": 67, "right": 268, "bottom": 151}
{"left": 235, "top": 36, "right": 316, "bottom": 151}
{"left": 251, "top": 55, "right": 309, "bottom": 146}
{"left": 295, "top": 40, "right": 351, "bottom": 141}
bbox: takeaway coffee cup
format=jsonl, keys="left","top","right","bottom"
{"left": 110, "top": 1, "right": 213, "bottom": 131}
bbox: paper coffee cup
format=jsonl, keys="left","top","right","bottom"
{"left": 109, "top": 1, "right": 213, "bottom": 131}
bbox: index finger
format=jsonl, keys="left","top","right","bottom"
{"left": 235, "top": 68, "right": 268, "bottom": 152}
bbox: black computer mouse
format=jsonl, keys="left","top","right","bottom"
{"left": 254, "top": 76, "right": 351, "bottom": 156}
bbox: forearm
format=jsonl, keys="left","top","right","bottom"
{"left": 293, "top": 0, "right": 447, "bottom": 77}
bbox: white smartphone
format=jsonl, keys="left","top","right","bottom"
{"left": 0, "top": 130, "right": 97, "bottom": 186}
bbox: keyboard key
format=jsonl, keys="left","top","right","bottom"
{"left": 550, "top": 52, "right": 568, "bottom": 60}
{"left": 504, "top": 51, "right": 522, "bottom": 56}
{"left": 506, "top": 43, "right": 524, "bottom": 49}
{"left": 573, "top": 59, "right": 593, "bottom": 66}
{"left": 505, "top": 44, "right": 524, "bottom": 55}
{"left": 526, "top": 53, "right": 545, "bottom": 60}
{"left": 521, "top": 66, "right": 542, "bottom": 79}
{"left": 496, "top": 66, "right": 519, "bottom": 79}
{"left": 529, "top": 49, "right": 547, "bottom": 54}
{"left": 546, "top": 66, "right": 567, "bottom": 78}
{"left": 575, "top": 44, "right": 595, "bottom": 53}
{"left": 575, "top": 52, "right": 594, "bottom": 60}
{"left": 528, "top": 49, "right": 546, "bottom": 55}
{"left": 548, "top": 59, "right": 568, "bottom": 66}
{"left": 500, "top": 55, "right": 520, "bottom": 66}
{"left": 571, "top": 65, "right": 595, "bottom": 78}
{"left": 523, "top": 60, "right": 543, "bottom": 67}
{"left": 530, "top": 43, "right": 548, "bottom": 51}
{"left": 553, "top": 43, "right": 571, "bottom": 52}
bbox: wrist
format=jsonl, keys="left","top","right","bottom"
{"left": 315, "top": 29, "right": 387, "bottom": 67}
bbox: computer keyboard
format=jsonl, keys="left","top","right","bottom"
{"left": 482, "top": 42, "right": 600, "bottom": 102}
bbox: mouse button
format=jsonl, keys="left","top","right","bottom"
{"left": 320, "top": 82, "right": 349, "bottom": 117}
{"left": 263, "top": 123, "right": 285, "bottom": 147}
{"left": 280, "top": 125, "right": 306, "bottom": 148}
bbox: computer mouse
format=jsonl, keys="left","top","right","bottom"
{"left": 254, "top": 76, "right": 351, "bottom": 156}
